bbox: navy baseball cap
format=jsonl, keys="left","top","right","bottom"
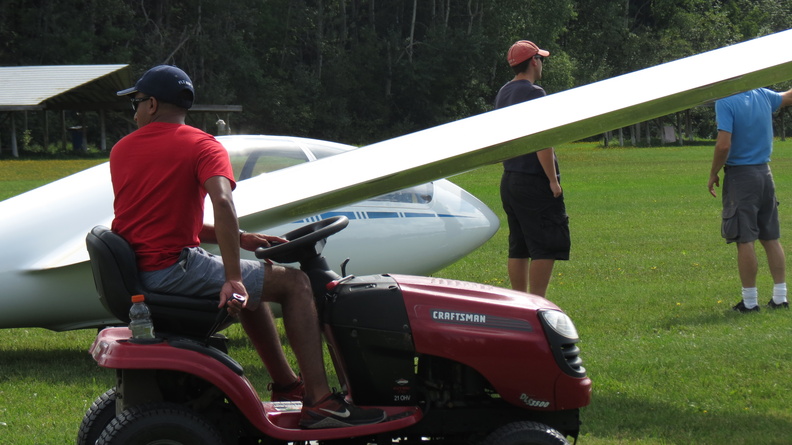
{"left": 117, "top": 65, "right": 195, "bottom": 109}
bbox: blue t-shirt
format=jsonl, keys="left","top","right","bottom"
{"left": 716, "top": 88, "right": 782, "bottom": 166}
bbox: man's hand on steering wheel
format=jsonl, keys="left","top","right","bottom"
{"left": 254, "top": 216, "right": 349, "bottom": 264}
{"left": 240, "top": 232, "right": 288, "bottom": 252}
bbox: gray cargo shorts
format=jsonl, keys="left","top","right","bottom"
{"left": 721, "top": 164, "right": 780, "bottom": 243}
{"left": 140, "top": 247, "right": 264, "bottom": 305}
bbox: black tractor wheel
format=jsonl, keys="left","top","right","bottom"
{"left": 96, "top": 402, "right": 225, "bottom": 445}
{"left": 479, "top": 421, "right": 570, "bottom": 445}
{"left": 76, "top": 387, "right": 117, "bottom": 445}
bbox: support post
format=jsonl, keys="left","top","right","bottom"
{"left": 44, "top": 110, "right": 49, "bottom": 151}
{"left": 676, "top": 113, "right": 683, "bottom": 146}
{"left": 11, "top": 112, "right": 18, "bottom": 157}
{"left": 61, "top": 111, "right": 67, "bottom": 152}
{"left": 100, "top": 109, "right": 107, "bottom": 151}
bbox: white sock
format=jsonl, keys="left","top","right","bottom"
{"left": 742, "top": 287, "right": 758, "bottom": 308}
{"left": 773, "top": 283, "right": 788, "bottom": 304}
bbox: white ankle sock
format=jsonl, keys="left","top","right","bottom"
{"left": 742, "top": 287, "right": 758, "bottom": 308}
{"left": 773, "top": 283, "right": 787, "bottom": 304}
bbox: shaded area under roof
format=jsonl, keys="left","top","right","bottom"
{"left": 0, "top": 65, "right": 242, "bottom": 156}
{"left": 0, "top": 65, "right": 132, "bottom": 111}
{"left": 0, "top": 64, "right": 242, "bottom": 112}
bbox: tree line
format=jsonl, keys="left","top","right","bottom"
{"left": 1, "top": 0, "right": 790, "bottom": 149}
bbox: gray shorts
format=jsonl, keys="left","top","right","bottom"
{"left": 140, "top": 247, "right": 265, "bottom": 305}
{"left": 721, "top": 164, "right": 780, "bottom": 243}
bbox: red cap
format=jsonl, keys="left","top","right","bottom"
{"left": 507, "top": 40, "right": 550, "bottom": 66}
{"left": 131, "top": 294, "right": 145, "bottom": 303}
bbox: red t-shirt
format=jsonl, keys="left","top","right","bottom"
{"left": 110, "top": 122, "right": 236, "bottom": 271}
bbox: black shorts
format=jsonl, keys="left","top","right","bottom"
{"left": 721, "top": 164, "right": 780, "bottom": 243}
{"left": 500, "top": 171, "right": 570, "bottom": 260}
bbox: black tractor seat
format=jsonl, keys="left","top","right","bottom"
{"left": 86, "top": 225, "right": 231, "bottom": 339}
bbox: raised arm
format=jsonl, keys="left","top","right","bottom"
{"left": 781, "top": 88, "right": 792, "bottom": 108}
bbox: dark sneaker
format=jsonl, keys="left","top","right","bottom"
{"left": 732, "top": 301, "right": 760, "bottom": 313}
{"left": 767, "top": 299, "right": 789, "bottom": 309}
{"left": 300, "top": 392, "right": 387, "bottom": 429}
{"left": 268, "top": 377, "right": 304, "bottom": 402}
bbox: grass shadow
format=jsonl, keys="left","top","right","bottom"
{"left": 0, "top": 348, "right": 111, "bottom": 385}
{"left": 584, "top": 391, "right": 792, "bottom": 444}
{"left": 656, "top": 309, "right": 734, "bottom": 331}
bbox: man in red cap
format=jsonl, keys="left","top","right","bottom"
{"left": 495, "top": 40, "right": 570, "bottom": 298}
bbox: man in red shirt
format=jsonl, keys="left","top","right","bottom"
{"left": 112, "top": 65, "right": 385, "bottom": 428}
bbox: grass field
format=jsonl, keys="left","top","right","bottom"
{"left": 1, "top": 141, "right": 791, "bottom": 444}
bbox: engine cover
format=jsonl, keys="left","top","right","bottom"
{"left": 324, "top": 274, "right": 416, "bottom": 405}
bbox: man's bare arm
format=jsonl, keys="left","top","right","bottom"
{"left": 536, "top": 148, "right": 562, "bottom": 197}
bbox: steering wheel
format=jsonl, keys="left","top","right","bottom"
{"left": 255, "top": 215, "right": 349, "bottom": 264}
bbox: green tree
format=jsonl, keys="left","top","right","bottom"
{"left": 0, "top": 0, "right": 135, "bottom": 64}
{"left": 1, "top": 0, "right": 790, "bottom": 150}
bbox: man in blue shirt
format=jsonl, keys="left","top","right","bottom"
{"left": 708, "top": 87, "right": 792, "bottom": 312}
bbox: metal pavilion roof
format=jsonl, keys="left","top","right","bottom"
{"left": 0, "top": 64, "right": 131, "bottom": 111}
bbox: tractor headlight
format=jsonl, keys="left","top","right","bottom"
{"left": 539, "top": 310, "right": 586, "bottom": 377}
{"left": 539, "top": 310, "right": 579, "bottom": 340}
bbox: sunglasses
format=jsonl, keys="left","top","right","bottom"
{"left": 534, "top": 55, "right": 545, "bottom": 63}
{"left": 130, "top": 96, "right": 152, "bottom": 111}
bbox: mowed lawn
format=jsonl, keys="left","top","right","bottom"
{"left": 1, "top": 141, "right": 791, "bottom": 444}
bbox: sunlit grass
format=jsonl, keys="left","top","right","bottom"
{"left": 0, "top": 158, "right": 106, "bottom": 201}
{"left": 1, "top": 141, "right": 792, "bottom": 443}
{"left": 443, "top": 140, "right": 792, "bottom": 444}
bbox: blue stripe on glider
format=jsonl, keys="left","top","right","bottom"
{"left": 294, "top": 211, "right": 469, "bottom": 224}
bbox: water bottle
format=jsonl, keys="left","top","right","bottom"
{"left": 128, "top": 294, "right": 155, "bottom": 339}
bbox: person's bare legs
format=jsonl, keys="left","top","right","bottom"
{"left": 528, "top": 259, "right": 555, "bottom": 298}
{"left": 238, "top": 301, "right": 299, "bottom": 386}
{"left": 759, "top": 239, "right": 786, "bottom": 284}
{"left": 509, "top": 258, "right": 555, "bottom": 297}
{"left": 508, "top": 258, "right": 529, "bottom": 293}
{"left": 242, "top": 264, "right": 330, "bottom": 405}
{"left": 736, "top": 242, "right": 758, "bottom": 288}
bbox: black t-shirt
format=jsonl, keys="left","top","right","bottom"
{"left": 494, "top": 80, "right": 558, "bottom": 177}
